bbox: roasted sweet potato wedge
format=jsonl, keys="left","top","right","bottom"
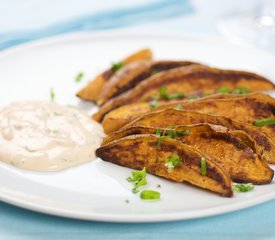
{"left": 93, "top": 65, "right": 274, "bottom": 122}
{"left": 96, "top": 134, "right": 233, "bottom": 197}
{"left": 101, "top": 93, "right": 275, "bottom": 134}
{"left": 124, "top": 108, "right": 275, "bottom": 164}
{"left": 103, "top": 124, "right": 273, "bottom": 184}
{"left": 101, "top": 93, "right": 243, "bottom": 133}
{"left": 76, "top": 48, "right": 153, "bottom": 101}
{"left": 97, "top": 60, "right": 203, "bottom": 105}
{"left": 157, "top": 92, "right": 275, "bottom": 122}
{"left": 156, "top": 93, "right": 275, "bottom": 139}
{"left": 100, "top": 93, "right": 233, "bottom": 133}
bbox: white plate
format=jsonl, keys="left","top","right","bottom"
{"left": 0, "top": 30, "right": 275, "bottom": 223}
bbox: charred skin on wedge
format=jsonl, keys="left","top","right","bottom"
{"left": 76, "top": 48, "right": 153, "bottom": 101}
{"left": 123, "top": 108, "right": 275, "bottom": 164}
{"left": 96, "top": 134, "right": 233, "bottom": 197}
{"left": 102, "top": 125, "right": 273, "bottom": 184}
{"left": 93, "top": 65, "right": 274, "bottom": 122}
{"left": 97, "top": 60, "right": 203, "bottom": 105}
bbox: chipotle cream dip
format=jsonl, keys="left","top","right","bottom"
{"left": 0, "top": 101, "right": 104, "bottom": 171}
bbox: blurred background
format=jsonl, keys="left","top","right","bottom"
{"left": 1, "top": 0, "right": 275, "bottom": 51}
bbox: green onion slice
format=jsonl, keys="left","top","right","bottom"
{"left": 150, "top": 100, "right": 159, "bottom": 109}
{"left": 232, "top": 87, "right": 251, "bottom": 94}
{"left": 158, "top": 86, "right": 185, "bottom": 100}
{"left": 156, "top": 128, "right": 190, "bottom": 149}
{"left": 253, "top": 118, "right": 275, "bottom": 127}
{"left": 140, "top": 190, "right": 161, "bottom": 200}
{"left": 217, "top": 87, "right": 230, "bottom": 94}
{"left": 112, "top": 61, "right": 124, "bottom": 72}
{"left": 50, "top": 88, "right": 55, "bottom": 101}
{"left": 232, "top": 183, "right": 254, "bottom": 192}
{"left": 75, "top": 72, "right": 84, "bottom": 82}
{"left": 127, "top": 167, "right": 147, "bottom": 193}
{"left": 164, "top": 153, "right": 182, "bottom": 172}
{"left": 201, "top": 157, "right": 207, "bottom": 176}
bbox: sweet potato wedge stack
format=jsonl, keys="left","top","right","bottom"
{"left": 77, "top": 48, "right": 153, "bottom": 101}
{"left": 102, "top": 124, "right": 273, "bottom": 185}
{"left": 123, "top": 108, "right": 275, "bottom": 164}
{"left": 93, "top": 65, "right": 274, "bottom": 122}
{"left": 96, "top": 60, "right": 203, "bottom": 105}
{"left": 96, "top": 134, "right": 233, "bottom": 197}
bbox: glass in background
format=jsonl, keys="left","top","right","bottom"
{"left": 218, "top": 0, "right": 275, "bottom": 51}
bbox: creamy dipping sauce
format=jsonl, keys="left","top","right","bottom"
{"left": 0, "top": 101, "right": 105, "bottom": 171}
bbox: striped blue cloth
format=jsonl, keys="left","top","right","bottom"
{"left": 0, "top": 0, "right": 193, "bottom": 50}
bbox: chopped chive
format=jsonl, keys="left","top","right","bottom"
{"left": 176, "top": 129, "right": 190, "bottom": 136}
{"left": 201, "top": 157, "right": 207, "bottom": 176}
{"left": 112, "top": 61, "right": 124, "bottom": 72}
{"left": 232, "top": 183, "right": 254, "bottom": 192}
{"left": 75, "top": 72, "right": 84, "bottom": 82}
{"left": 156, "top": 131, "right": 171, "bottom": 149}
{"left": 156, "top": 128, "right": 190, "bottom": 149}
{"left": 150, "top": 68, "right": 160, "bottom": 75}
{"left": 127, "top": 167, "right": 147, "bottom": 193}
{"left": 50, "top": 87, "right": 55, "bottom": 101}
{"left": 154, "top": 86, "right": 185, "bottom": 100}
{"left": 156, "top": 128, "right": 169, "bottom": 149}
{"left": 157, "top": 136, "right": 165, "bottom": 149}
{"left": 156, "top": 128, "right": 162, "bottom": 136}
{"left": 217, "top": 87, "right": 231, "bottom": 94}
{"left": 232, "top": 87, "right": 251, "bottom": 94}
{"left": 166, "top": 92, "right": 185, "bottom": 100}
{"left": 140, "top": 190, "right": 160, "bottom": 200}
{"left": 164, "top": 153, "right": 182, "bottom": 172}
{"left": 150, "top": 100, "right": 159, "bottom": 109}
{"left": 166, "top": 131, "right": 176, "bottom": 139}
{"left": 253, "top": 118, "right": 275, "bottom": 127}
{"left": 159, "top": 86, "right": 168, "bottom": 99}
{"left": 125, "top": 199, "right": 130, "bottom": 204}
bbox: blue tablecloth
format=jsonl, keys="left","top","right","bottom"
{"left": 1, "top": 0, "right": 275, "bottom": 239}
{"left": 1, "top": 200, "right": 275, "bottom": 239}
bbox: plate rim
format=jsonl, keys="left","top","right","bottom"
{"left": 1, "top": 185, "right": 275, "bottom": 223}
{"left": 1, "top": 29, "right": 275, "bottom": 222}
